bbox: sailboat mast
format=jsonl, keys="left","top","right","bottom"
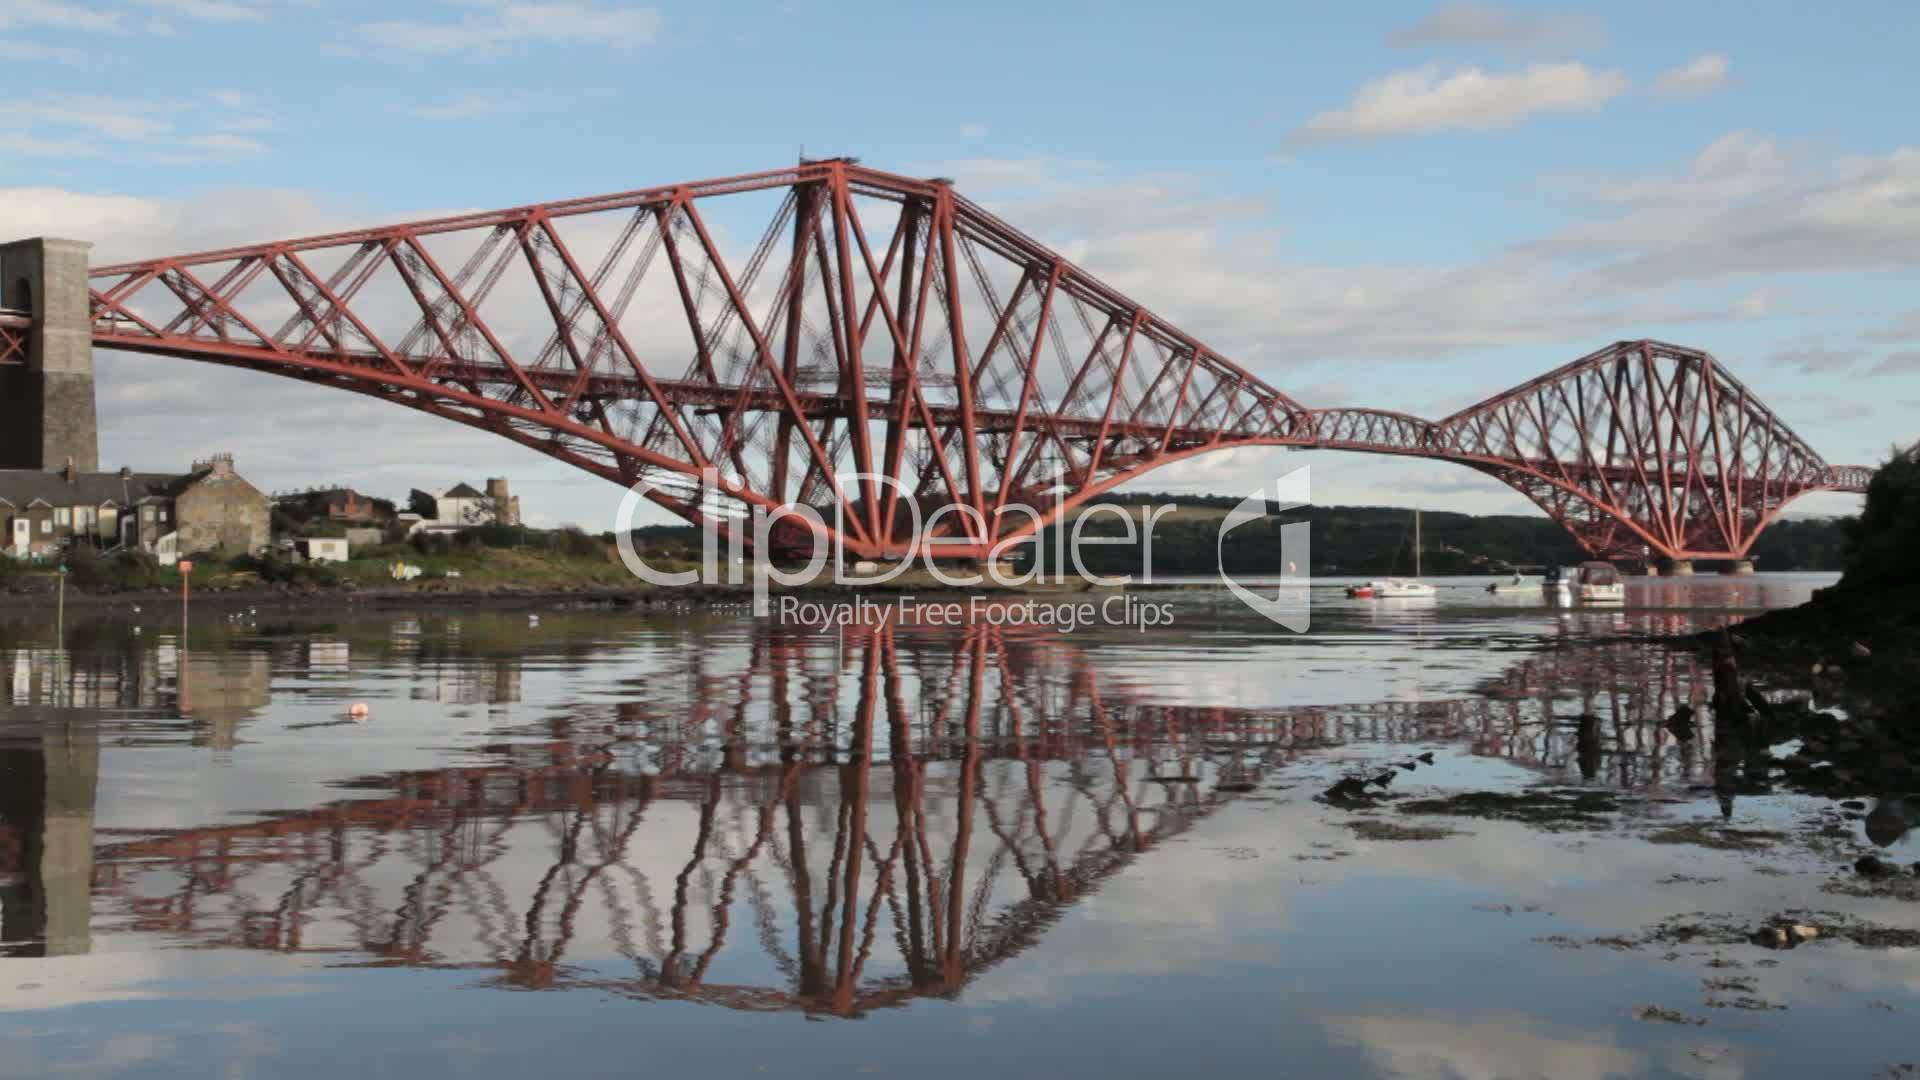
{"left": 1415, "top": 508, "right": 1422, "bottom": 578}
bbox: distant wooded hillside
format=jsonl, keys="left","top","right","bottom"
{"left": 612, "top": 498, "right": 1852, "bottom": 575}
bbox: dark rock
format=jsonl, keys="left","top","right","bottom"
{"left": 1417, "top": 752, "right": 1435, "bottom": 765}
{"left": 1369, "top": 772, "right": 1396, "bottom": 788}
{"left": 1325, "top": 777, "right": 1371, "bottom": 801}
{"left": 1840, "top": 800, "right": 1867, "bottom": 811}
{"left": 1856, "top": 854, "right": 1894, "bottom": 878}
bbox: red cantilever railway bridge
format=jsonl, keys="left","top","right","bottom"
{"left": 2, "top": 159, "right": 1872, "bottom": 561}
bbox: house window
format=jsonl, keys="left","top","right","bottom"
{"left": 40, "top": 519, "right": 50, "bottom": 534}
{"left": 54, "top": 507, "right": 70, "bottom": 527}
{"left": 79, "top": 506, "right": 97, "bottom": 528}
{"left": 142, "top": 506, "right": 155, "bottom": 522}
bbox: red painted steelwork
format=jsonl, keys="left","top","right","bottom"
{"left": 0, "top": 312, "right": 27, "bottom": 366}
{"left": 78, "top": 161, "right": 1870, "bottom": 561}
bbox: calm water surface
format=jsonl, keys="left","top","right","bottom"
{"left": 4, "top": 573, "right": 1916, "bottom": 1078}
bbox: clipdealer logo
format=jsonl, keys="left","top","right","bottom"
{"left": 610, "top": 465, "right": 1312, "bottom": 633}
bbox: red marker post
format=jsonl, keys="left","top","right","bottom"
{"left": 178, "top": 559, "right": 194, "bottom": 631}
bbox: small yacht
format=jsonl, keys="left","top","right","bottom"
{"left": 1356, "top": 508, "right": 1437, "bottom": 599}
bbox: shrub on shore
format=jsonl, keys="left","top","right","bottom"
{"left": 1841, "top": 441, "right": 1920, "bottom": 592}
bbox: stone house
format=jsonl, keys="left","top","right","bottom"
{"left": 0, "top": 454, "right": 269, "bottom": 562}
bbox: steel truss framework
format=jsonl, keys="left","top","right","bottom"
{"left": 17, "top": 160, "right": 1868, "bottom": 560}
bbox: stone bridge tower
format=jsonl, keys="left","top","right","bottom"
{"left": 0, "top": 238, "right": 98, "bottom": 472}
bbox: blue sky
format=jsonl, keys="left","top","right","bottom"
{"left": 2, "top": 0, "right": 1915, "bottom": 525}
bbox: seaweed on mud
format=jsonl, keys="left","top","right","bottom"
{"left": 1544, "top": 910, "right": 1920, "bottom": 952}
{"left": 1822, "top": 870, "right": 1920, "bottom": 902}
{"left": 1644, "top": 822, "right": 1790, "bottom": 852}
{"left": 1343, "top": 819, "right": 1461, "bottom": 842}
{"left": 1706, "top": 995, "right": 1787, "bottom": 1011}
{"left": 1634, "top": 1004, "right": 1707, "bottom": 1025}
{"left": 1394, "top": 788, "right": 1620, "bottom": 830}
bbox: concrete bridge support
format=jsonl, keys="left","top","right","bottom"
{"left": 0, "top": 238, "right": 97, "bottom": 472}
{"left": 1722, "top": 559, "right": 1756, "bottom": 575}
{"left": 1660, "top": 559, "right": 1695, "bottom": 576}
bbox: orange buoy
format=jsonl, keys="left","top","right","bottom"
{"left": 348, "top": 703, "right": 371, "bottom": 719}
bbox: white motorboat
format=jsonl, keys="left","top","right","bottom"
{"left": 1372, "top": 577, "right": 1438, "bottom": 598}
{"left": 1574, "top": 560, "right": 1625, "bottom": 603}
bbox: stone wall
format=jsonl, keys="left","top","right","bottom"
{"left": 175, "top": 467, "right": 270, "bottom": 556}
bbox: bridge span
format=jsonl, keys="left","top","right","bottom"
{"left": 1, "top": 160, "right": 1870, "bottom": 563}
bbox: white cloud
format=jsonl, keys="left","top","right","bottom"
{"left": 1730, "top": 287, "right": 1778, "bottom": 318}
{"left": 0, "top": 91, "right": 275, "bottom": 164}
{"left": 959, "top": 121, "right": 988, "bottom": 139}
{"left": 0, "top": 94, "right": 172, "bottom": 140}
{"left": 0, "top": 0, "right": 121, "bottom": 32}
{"left": 391, "top": 93, "right": 535, "bottom": 120}
{"left": 0, "top": 36, "right": 90, "bottom": 62}
{"left": 1871, "top": 350, "right": 1920, "bottom": 376}
{"left": 1387, "top": 2, "right": 1604, "bottom": 51}
{"left": 181, "top": 132, "right": 268, "bottom": 156}
{"left": 1325, "top": 1012, "right": 1645, "bottom": 1080}
{"left": 1767, "top": 346, "right": 1860, "bottom": 374}
{"left": 1538, "top": 140, "right": 1920, "bottom": 282}
{"left": 207, "top": 90, "right": 278, "bottom": 132}
{"left": 1651, "top": 51, "right": 1731, "bottom": 98}
{"left": 1290, "top": 62, "right": 1629, "bottom": 144}
{"left": 1864, "top": 308, "right": 1920, "bottom": 343}
{"left": 1587, "top": 130, "right": 1802, "bottom": 205}
{"left": 135, "top": 0, "right": 273, "bottom": 20}
{"left": 0, "top": 130, "right": 100, "bottom": 157}
{"left": 359, "top": 1, "right": 663, "bottom": 57}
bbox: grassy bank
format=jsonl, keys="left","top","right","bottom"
{"left": 0, "top": 526, "right": 653, "bottom": 601}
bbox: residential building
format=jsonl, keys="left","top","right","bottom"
{"left": 278, "top": 486, "right": 389, "bottom": 524}
{"left": 406, "top": 477, "right": 520, "bottom": 534}
{"left": 0, "top": 454, "right": 269, "bottom": 562}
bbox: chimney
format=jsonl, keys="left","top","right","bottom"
{"left": 119, "top": 465, "right": 132, "bottom": 479}
{"left": 63, "top": 456, "right": 76, "bottom": 483}
{"left": 193, "top": 452, "right": 236, "bottom": 478}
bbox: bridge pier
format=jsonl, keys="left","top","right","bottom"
{"left": 0, "top": 238, "right": 97, "bottom": 472}
{"left": 1661, "top": 559, "right": 1695, "bottom": 576}
{"left": 0, "top": 723, "right": 99, "bottom": 957}
{"left": 1722, "top": 559, "right": 1755, "bottom": 575}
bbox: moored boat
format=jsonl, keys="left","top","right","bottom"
{"left": 1574, "top": 560, "right": 1624, "bottom": 603}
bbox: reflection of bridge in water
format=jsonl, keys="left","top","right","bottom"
{"left": 5, "top": 620, "right": 1720, "bottom": 1014}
